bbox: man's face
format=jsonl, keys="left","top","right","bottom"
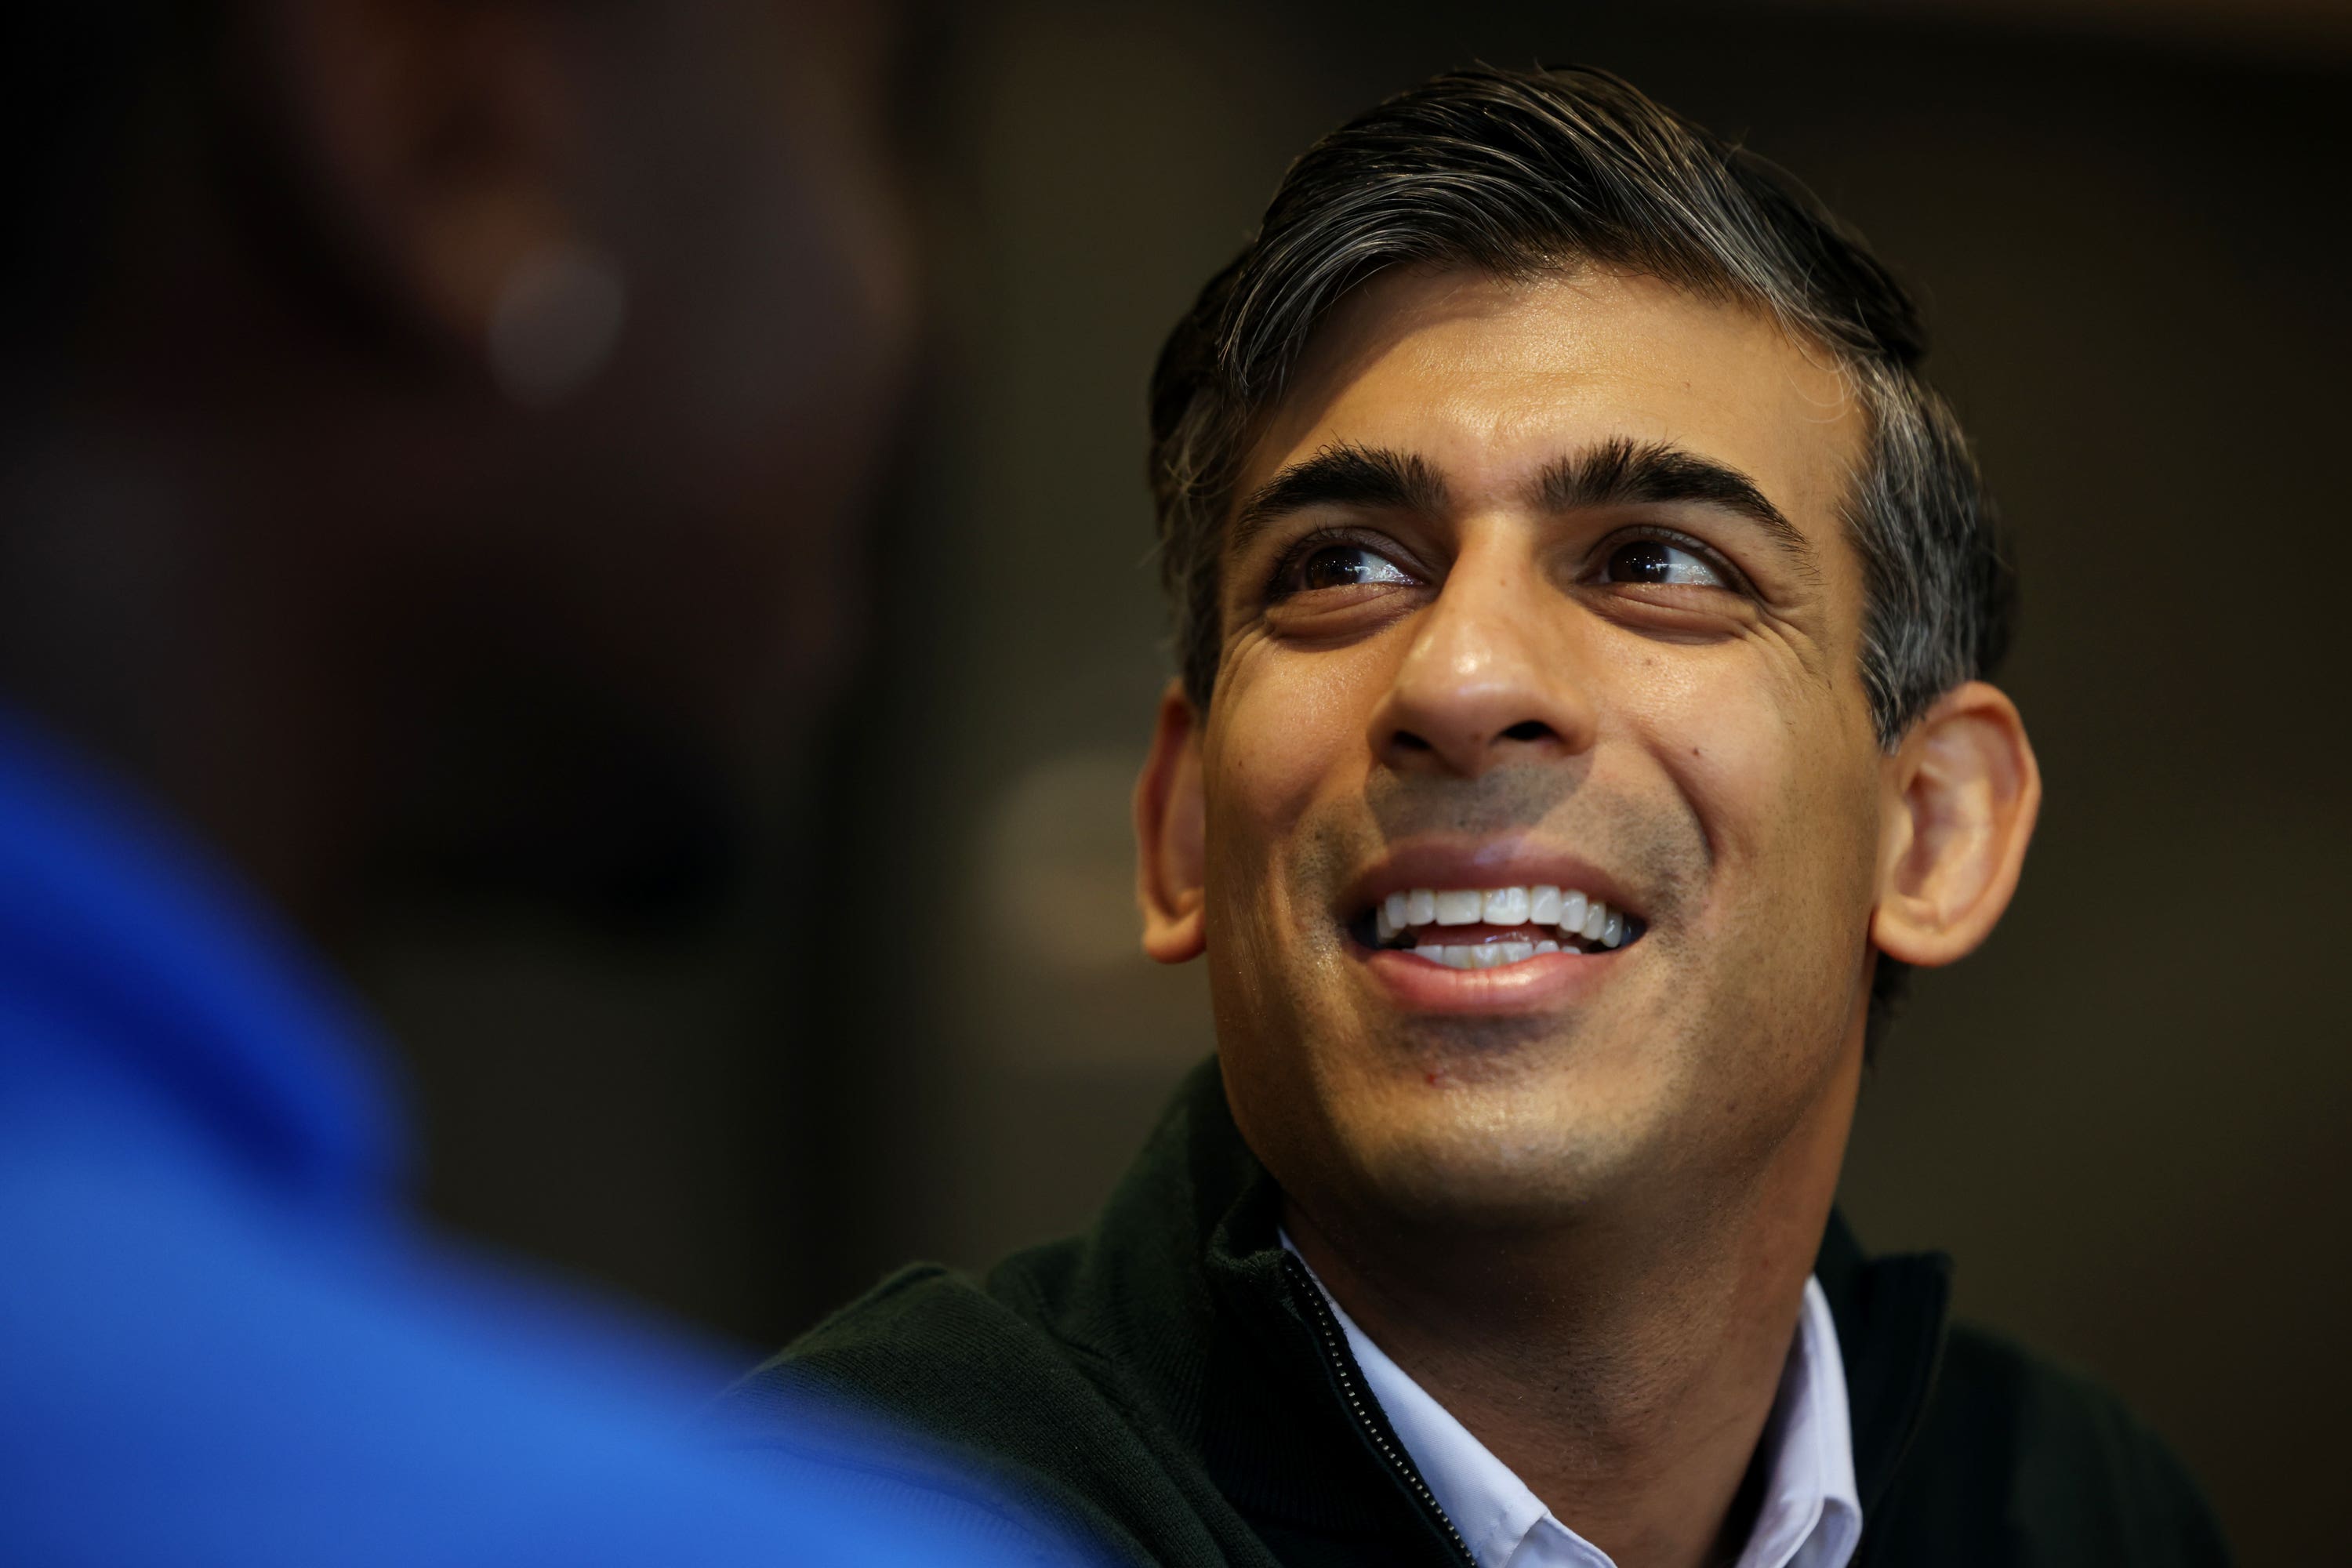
{"left": 1197, "top": 266, "right": 1886, "bottom": 1234}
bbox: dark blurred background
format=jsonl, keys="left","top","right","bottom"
{"left": 121, "top": 0, "right": 2340, "bottom": 1560}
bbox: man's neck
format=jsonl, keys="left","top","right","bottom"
{"left": 1282, "top": 1055, "right": 1860, "bottom": 1568}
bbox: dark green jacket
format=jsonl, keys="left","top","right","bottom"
{"left": 717, "top": 1060, "right": 2226, "bottom": 1566}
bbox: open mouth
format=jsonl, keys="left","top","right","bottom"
{"left": 1349, "top": 884, "right": 1644, "bottom": 971}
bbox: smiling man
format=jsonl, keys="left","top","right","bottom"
{"left": 718, "top": 67, "right": 2225, "bottom": 1567}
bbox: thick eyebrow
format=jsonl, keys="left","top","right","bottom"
{"left": 1530, "top": 436, "right": 1820, "bottom": 577}
{"left": 1229, "top": 442, "right": 1449, "bottom": 557}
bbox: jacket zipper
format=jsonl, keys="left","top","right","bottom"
{"left": 1283, "top": 1253, "right": 1479, "bottom": 1568}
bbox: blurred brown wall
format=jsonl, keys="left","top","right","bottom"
{"left": 367, "top": 4, "right": 2351, "bottom": 1560}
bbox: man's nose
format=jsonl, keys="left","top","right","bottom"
{"left": 1368, "top": 563, "right": 1598, "bottom": 779}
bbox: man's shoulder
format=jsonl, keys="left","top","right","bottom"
{"left": 1874, "top": 1319, "right": 2228, "bottom": 1565}
{"left": 728, "top": 1243, "right": 1124, "bottom": 1433}
{"left": 0, "top": 1120, "right": 1073, "bottom": 1568}
{"left": 713, "top": 1243, "right": 1249, "bottom": 1568}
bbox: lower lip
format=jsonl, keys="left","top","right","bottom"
{"left": 1357, "top": 942, "right": 1630, "bottom": 1014}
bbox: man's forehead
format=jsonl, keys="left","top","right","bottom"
{"left": 1235, "top": 265, "right": 1866, "bottom": 534}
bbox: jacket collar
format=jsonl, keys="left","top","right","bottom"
{"left": 1811, "top": 1202, "right": 1954, "bottom": 1518}
{"left": 1069, "top": 1058, "right": 1952, "bottom": 1545}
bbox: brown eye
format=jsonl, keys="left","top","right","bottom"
{"left": 1294, "top": 544, "right": 1414, "bottom": 592}
{"left": 1598, "top": 538, "right": 1726, "bottom": 587}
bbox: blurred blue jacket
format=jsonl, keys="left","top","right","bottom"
{"left": 0, "top": 711, "right": 1068, "bottom": 1566}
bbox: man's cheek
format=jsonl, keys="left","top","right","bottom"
{"left": 1667, "top": 727, "right": 1876, "bottom": 1071}
{"left": 1641, "top": 698, "right": 1795, "bottom": 884}
{"left": 1633, "top": 699, "right": 1866, "bottom": 1033}
{"left": 1210, "top": 659, "right": 1373, "bottom": 829}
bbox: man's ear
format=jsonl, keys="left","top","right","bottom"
{"left": 1135, "top": 681, "right": 1208, "bottom": 964}
{"left": 256, "top": 0, "right": 601, "bottom": 384}
{"left": 1872, "top": 680, "right": 2042, "bottom": 968}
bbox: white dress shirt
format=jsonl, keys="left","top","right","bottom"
{"left": 1283, "top": 1237, "right": 1860, "bottom": 1568}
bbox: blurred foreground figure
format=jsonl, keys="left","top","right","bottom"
{"left": 721, "top": 67, "right": 2227, "bottom": 1567}
{"left": 0, "top": 3, "right": 1066, "bottom": 1563}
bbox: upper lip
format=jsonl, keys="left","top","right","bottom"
{"left": 1340, "top": 838, "right": 1646, "bottom": 924}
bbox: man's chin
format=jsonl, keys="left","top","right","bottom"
{"left": 1327, "top": 1094, "right": 1664, "bottom": 1234}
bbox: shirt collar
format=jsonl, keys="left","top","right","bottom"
{"left": 1282, "top": 1233, "right": 1860, "bottom": 1568}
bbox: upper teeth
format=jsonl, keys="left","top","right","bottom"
{"left": 1374, "top": 884, "right": 1632, "bottom": 960}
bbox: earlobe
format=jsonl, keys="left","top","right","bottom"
{"left": 1871, "top": 681, "right": 2042, "bottom": 968}
{"left": 1135, "top": 681, "right": 1209, "bottom": 964}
